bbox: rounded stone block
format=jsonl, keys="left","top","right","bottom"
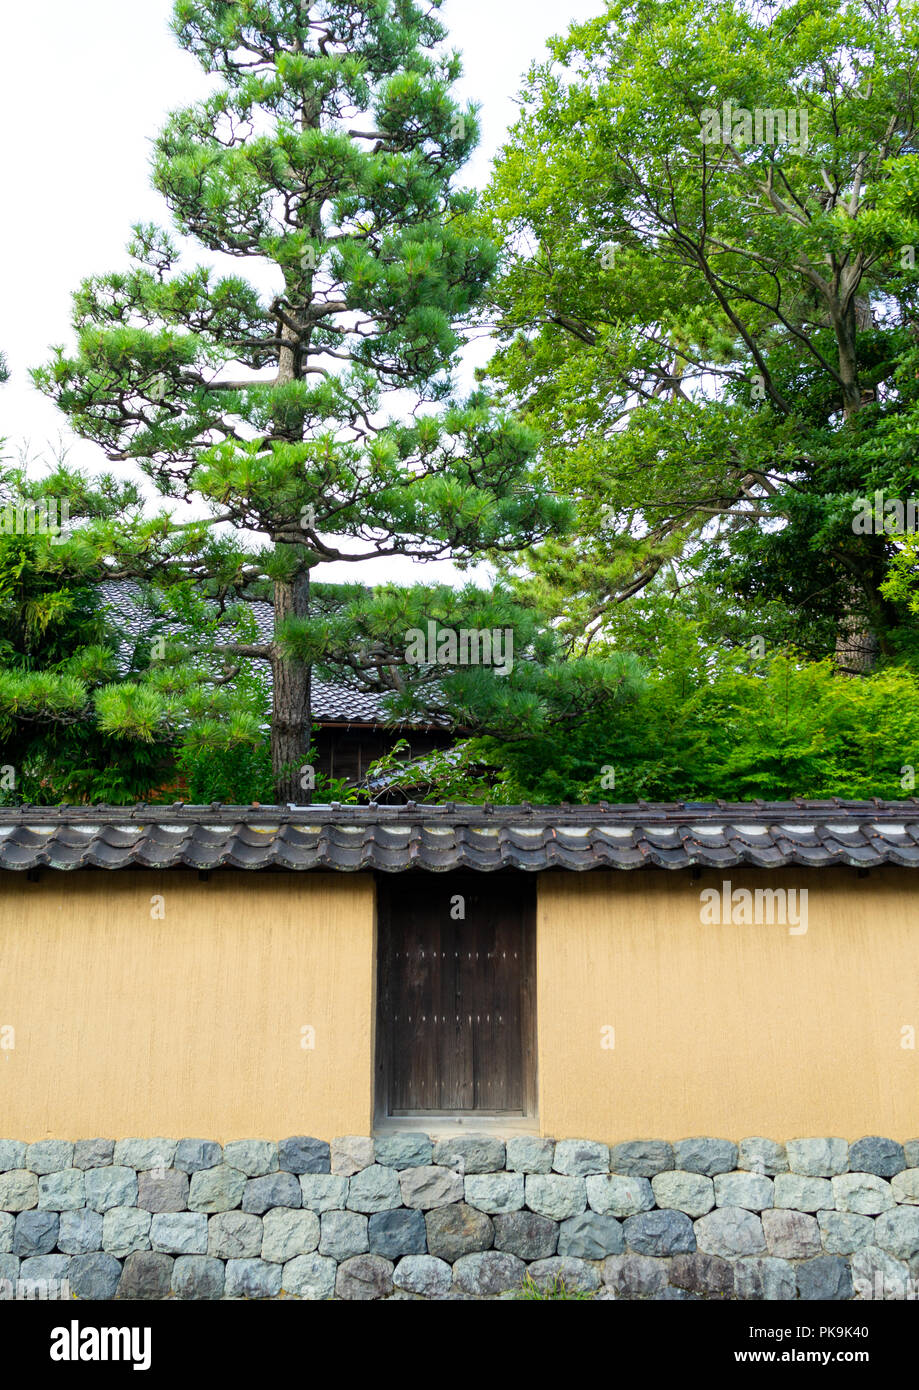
{"left": 453, "top": 1250, "right": 526, "bottom": 1296}
{"left": 425, "top": 1203, "right": 493, "bottom": 1261}
{"left": 172, "top": 1254, "right": 226, "bottom": 1300}
{"left": 336, "top": 1253, "right": 394, "bottom": 1300}
{"left": 652, "top": 1171, "right": 715, "bottom": 1218}
{"left": 393, "top": 1254, "right": 452, "bottom": 1298}
{"left": 281, "top": 1252, "right": 337, "bottom": 1299}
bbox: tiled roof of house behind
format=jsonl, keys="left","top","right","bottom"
{"left": 100, "top": 580, "right": 436, "bottom": 727}
{"left": 2, "top": 800, "right": 919, "bottom": 873}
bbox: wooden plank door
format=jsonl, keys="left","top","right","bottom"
{"left": 376, "top": 873, "right": 536, "bottom": 1118}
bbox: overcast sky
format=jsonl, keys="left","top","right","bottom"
{"left": 0, "top": 0, "right": 602, "bottom": 578}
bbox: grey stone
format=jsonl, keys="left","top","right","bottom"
{"left": 796, "top": 1255, "right": 853, "bottom": 1300}
{"left": 330, "top": 1136, "right": 374, "bottom": 1176}
{"left": 207, "top": 1212, "right": 263, "bottom": 1260}
{"left": 150, "top": 1212, "right": 208, "bottom": 1256}
{"left": 623, "top": 1209, "right": 695, "bottom": 1256}
{"left": 37, "top": 1169, "right": 85, "bottom": 1212}
{"left": 84, "top": 1167, "right": 137, "bottom": 1213}
{"left": 0, "top": 1142, "right": 26, "bottom": 1172}
{"left": 113, "top": 1139, "right": 177, "bottom": 1172}
{"left": 493, "top": 1210, "right": 557, "bottom": 1260}
{"left": 669, "top": 1251, "right": 734, "bottom": 1296}
{"left": 70, "top": 1252, "right": 122, "bottom": 1300}
{"left": 373, "top": 1134, "right": 431, "bottom": 1170}
{"left": 526, "top": 1256, "right": 600, "bottom": 1294}
{"left": 399, "top": 1165, "right": 464, "bottom": 1210}
{"left": 848, "top": 1137, "right": 906, "bottom": 1177}
{"left": 298, "top": 1174, "right": 349, "bottom": 1213}
{"left": 506, "top": 1136, "right": 555, "bottom": 1174}
{"left": 652, "top": 1171, "right": 715, "bottom": 1218}
{"left": 261, "top": 1208, "right": 320, "bottom": 1262}
{"left": 102, "top": 1207, "right": 151, "bottom": 1259}
{"left": 174, "top": 1139, "right": 223, "bottom": 1174}
{"left": 762, "top": 1208, "right": 821, "bottom": 1259}
{"left": 425, "top": 1203, "right": 494, "bottom": 1261}
{"left": 432, "top": 1137, "right": 506, "bottom": 1174}
{"left": 222, "top": 1140, "right": 278, "bottom": 1177}
{"left": 674, "top": 1138, "right": 738, "bottom": 1176}
{"left": 694, "top": 1207, "right": 765, "bottom": 1259}
{"left": 890, "top": 1169, "right": 919, "bottom": 1204}
{"left": 73, "top": 1140, "right": 114, "bottom": 1171}
{"left": 874, "top": 1206, "right": 919, "bottom": 1259}
{"left": 171, "top": 1254, "right": 225, "bottom": 1300}
{"left": 601, "top": 1253, "right": 669, "bottom": 1297}
{"left": 832, "top": 1173, "right": 895, "bottom": 1216}
{"left": 281, "top": 1252, "right": 337, "bottom": 1299}
{"left": 818, "top": 1210, "right": 875, "bottom": 1255}
{"left": 851, "top": 1245, "right": 911, "bottom": 1300}
{"left": 346, "top": 1164, "right": 401, "bottom": 1214}
{"left": 137, "top": 1169, "right": 190, "bottom": 1213}
{"left": 319, "top": 1209, "right": 368, "bottom": 1261}
{"left": 786, "top": 1138, "right": 848, "bottom": 1177}
{"left": 336, "top": 1253, "right": 394, "bottom": 1301}
{"left": 738, "top": 1138, "right": 788, "bottom": 1175}
{"left": 225, "top": 1257, "right": 283, "bottom": 1299}
{"left": 13, "top": 1211, "right": 59, "bottom": 1257}
{"left": 453, "top": 1250, "right": 526, "bottom": 1295}
{"left": 25, "top": 1141, "right": 74, "bottom": 1175}
{"left": 905, "top": 1140, "right": 919, "bottom": 1169}
{"left": 552, "top": 1140, "right": 609, "bottom": 1176}
{"left": 20, "top": 1254, "right": 71, "bottom": 1285}
{"left": 0, "top": 1254, "right": 19, "bottom": 1289}
{"left": 653, "top": 1285, "right": 699, "bottom": 1301}
{"left": 187, "top": 1165, "right": 246, "bottom": 1213}
{"left": 609, "top": 1140, "right": 674, "bottom": 1177}
{"left": 773, "top": 1173, "right": 834, "bottom": 1211}
{"left": 278, "top": 1136, "right": 330, "bottom": 1175}
{"left": 0, "top": 1212, "right": 10, "bottom": 1253}
{"left": 59, "top": 1209, "right": 104, "bottom": 1256}
{"left": 464, "top": 1173, "right": 525, "bottom": 1215}
{"left": 242, "top": 1172, "right": 302, "bottom": 1215}
{"left": 524, "top": 1174, "right": 586, "bottom": 1221}
{"left": 116, "top": 1251, "right": 173, "bottom": 1299}
{"left": 586, "top": 1174, "right": 655, "bottom": 1218}
{"left": 734, "top": 1256, "right": 796, "bottom": 1300}
{"left": 558, "top": 1211, "right": 623, "bottom": 1259}
{"left": 713, "top": 1172, "right": 774, "bottom": 1211}
{"left": 0, "top": 1170, "right": 38, "bottom": 1211}
{"left": 393, "top": 1253, "right": 452, "bottom": 1298}
{"left": 368, "top": 1208, "right": 427, "bottom": 1259}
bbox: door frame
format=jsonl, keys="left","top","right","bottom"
{"left": 372, "top": 870, "right": 538, "bottom": 1132}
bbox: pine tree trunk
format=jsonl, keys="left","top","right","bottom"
{"left": 271, "top": 569, "right": 312, "bottom": 802}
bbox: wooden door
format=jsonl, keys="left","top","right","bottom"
{"left": 376, "top": 873, "right": 536, "bottom": 1118}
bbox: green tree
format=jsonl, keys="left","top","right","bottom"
{"left": 446, "top": 650, "right": 919, "bottom": 805}
{"left": 0, "top": 462, "right": 271, "bottom": 803}
{"left": 37, "top": 0, "right": 569, "bottom": 801}
{"left": 477, "top": 0, "right": 919, "bottom": 667}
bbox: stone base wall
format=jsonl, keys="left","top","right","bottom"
{"left": 2, "top": 1135, "right": 919, "bottom": 1300}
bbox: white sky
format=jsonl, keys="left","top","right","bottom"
{"left": 0, "top": 0, "right": 603, "bottom": 581}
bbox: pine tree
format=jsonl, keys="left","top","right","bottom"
{"left": 37, "top": 0, "right": 567, "bottom": 801}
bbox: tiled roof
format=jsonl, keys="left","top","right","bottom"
{"left": 3, "top": 801, "right": 919, "bottom": 873}
{"left": 100, "top": 581, "right": 437, "bottom": 727}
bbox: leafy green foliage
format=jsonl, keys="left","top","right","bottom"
{"left": 459, "top": 652, "right": 919, "bottom": 805}
{"left": 35, "top": 0, "right": 571, "bottom": 800}
{"left": 477, "top": 0, "right": 919, "bottom": 663}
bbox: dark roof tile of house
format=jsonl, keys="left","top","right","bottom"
{"left": 2, "top": 801, "right": 919, "bottom": 873}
